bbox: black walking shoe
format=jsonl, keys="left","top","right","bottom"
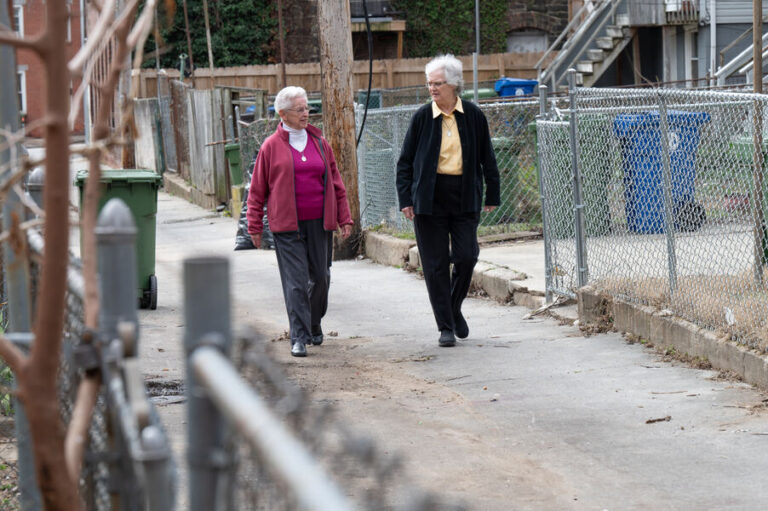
{"left": 438, "top": 329, "right": 456, "bottom": 347}
{"left": 311, "top": 334, "right": 324, "bottom": 346}
{"left": 454, "top": 312, "right": 469, "bottom": 339}
{"left": 291, "top": 342, "right": 307, "bottom": 357}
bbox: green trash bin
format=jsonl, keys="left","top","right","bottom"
{"left": 537, "top": 115, "right": 613, "bottom": 238}
{"left": 729, "top": 135, "right": 768, "bottom": 263}
{"left": 486, "top": 136, "right": 520, "bottom": 225}
{"left": 75, "top": 169, "right": 163, "bottom": 310}
{"left": 224, "top": 143, "right": 244, "bottom": 186}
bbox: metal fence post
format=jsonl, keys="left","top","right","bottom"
{"left": 568, "top": 69, "right": 589, "bottom": 287}
{"left": 184, "top": 256, "right": 233, "bottom": 511}
{"left": 1, "top": 1, "right": 43, "bottom": 506}
{"left": 537, "top": 85, "right": 554, "bottom": 303}
{"left": 96, "top": 198, "right": 141, "bottom": 509}
{"left": 751, "top": 98, "right": 765, "bottom": 286}
{"left": 657, "top": 93, "right": 678, "bottom": 293}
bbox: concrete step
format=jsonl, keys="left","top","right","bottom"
{"left": 587, "top": 48, "right": 605, "bottom": 62}
{"left": 606, "top": 25, "right": 624, "bottom": 38}
{"left": 577, "top": 61, "right": 594, "bottom": 74}
{"left": 576, "top": 72, "right": 584, "bottom": 86}
{"left": 596, "top": 36, "right": 616, "bottom": 50}
{"left": 616, "top": 13, "right": 630, "bottom": 26}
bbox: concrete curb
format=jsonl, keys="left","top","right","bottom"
{"left": 363, "top": 231, "right": 546, "bottom": 310}
{"left": 163, "top": 173, "right": 217, "bottom": 210}
{"left": 578, "top": 286, "right": 768, "bottom": 391}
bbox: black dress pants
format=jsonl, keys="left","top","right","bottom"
{"left": 414, "top": 174, "right": 480, "bottom": 332}
{"left": 273, "top": 219, "right": 333, "bottom": 345}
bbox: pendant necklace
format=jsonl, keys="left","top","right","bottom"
{"left": 301, "top": 153, "right": 307, "bottom": 162}
{"left": 444, "top": 116, "right": 454, "bottom": 137}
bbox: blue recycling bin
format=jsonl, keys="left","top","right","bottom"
{"left": 495, "top": 77, "right": 538, "bottom": 97}
{"left": 613, "top": 110, "right": 710, "bottom": 233}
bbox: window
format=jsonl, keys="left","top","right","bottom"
{"left": 13, "top": 4, "right": 23, "bottom": 37}
{"left": 17, "top": 67, "right": 27, "bottom": 114}
{"left": 507, "top": 30, "right": 548, "bottom": 54}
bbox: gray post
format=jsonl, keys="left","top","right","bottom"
{"left": 657, "top": 94, "right": 678, "bottom": 292}
{"left": 96, "top": 199, "right": 141, "bottom": 509}
{"left": 96, "top": 199, "right": 139, "bottom": 356}
{"left": 536, "top": 85, "right": 554, "bottom": 303}
{"left": 568, "top": 69, "right": 588, "bottom": 288}
{"left": 473, "top": 0, "right": 480, "bottom": 103}
{"left": 184, "top": 256, "right": 233, "bottom": 511}
{"left": 1, "top": 2, "right": 43, "bottom": 508}
{"left": 27, "top": 167, "right": 45, "bottom": 213}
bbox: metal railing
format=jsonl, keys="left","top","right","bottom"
{"left": 1, "top": 192, "right": 175, "bottom": 510}
{"left": 183, "top": 256, "right": 466, "bottom": 511}
{"left": 537, "top": 71, "right": 768, "bottom": 350}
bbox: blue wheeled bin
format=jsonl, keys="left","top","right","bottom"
{"left": 495, "top": 77, "right": 538, "bottom": 97}
{"left": 612, "top": 110, "right": 710, "bottom": 233}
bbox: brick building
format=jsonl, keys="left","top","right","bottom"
{"left": 13, "top": 0, "right": 84, "bottom": 138}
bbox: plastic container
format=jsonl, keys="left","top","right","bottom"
{"left": 495, "top": 78, "right": 538, "bottom": 97}
{"left": 613, "top": 110, "right": 710, "bottom": 233}
{"left": 75, "top": 169, "right": 163, "bottom": 309}
{"left": 224, "top": 143, "right": 244, "bottom": 186}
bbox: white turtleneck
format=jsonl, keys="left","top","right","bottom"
{"left": 282, "top": 123, "right": 308, "bottom": 153}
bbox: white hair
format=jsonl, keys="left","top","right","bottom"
{"left": 425, "top": 54, "right": 464, "bottom": 93}
{"left": 274, "top": 86, "right": 308, "bottom": 113}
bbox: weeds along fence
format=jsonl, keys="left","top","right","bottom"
{"left": 1, "top": 199, "right": 175, "bottom": 510}
{"left": 537, "top": 78, "right": 768, "bottom": 350}
{"left": 356, "top": 99, "right": 542, "bottom": 233}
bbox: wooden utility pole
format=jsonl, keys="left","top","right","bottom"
{"left": 317, "top": 0, "right": 360, "bottom": 258}
{"left": 277, "top": 0, "right": 287, "bottom": 88}
{"left": 202, "top": 0, "right": 215, "bottom": 88}
{"left": 753, "top": 0, "right": 766, "bottom": 284}
{"left": 182, "top": 0, "right": 196, "bottom": 87}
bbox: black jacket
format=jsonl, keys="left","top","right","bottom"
{"left": 396, "top": 100, "right": 500, "bottom": 215}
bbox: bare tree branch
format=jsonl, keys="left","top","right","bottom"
{"left": 68, "top": 0, "right": 116, "bottom": 76}
{"left": 0, "top": 29, "right": 43, "bottom": 51}
{"left": 0, "top": 336, "right": 27, "bottom": 376}
{"left": 65, "top": 373, "right": 101, "bottom": 484}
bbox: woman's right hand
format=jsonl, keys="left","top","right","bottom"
{"left": 250, "top": 234, "right": 262, "bottom": 248}
{"left": 401, "top": 206, "right": 415, "bottom": 221}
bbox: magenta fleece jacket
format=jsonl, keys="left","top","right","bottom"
{"left": 246, "top": 122, "right": 353, "bottom": 235}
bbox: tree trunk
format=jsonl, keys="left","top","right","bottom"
{"left": 317, "top": 0, "right": 361, "bottom": 259}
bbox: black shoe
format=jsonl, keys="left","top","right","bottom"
{"left": 311, "top": 334, "right": 324, "bottom": 346}
{"left": 438, "top": 329, "right": 456, "bottom": 347}
{"left": 454, "top": 312, "right": 469, "bottom": 339}
{"left": 291, "top": 342, "right": 307, "bottom": 357}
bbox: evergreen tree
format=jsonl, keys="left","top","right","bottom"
{"left": 143, "top": 0, "right": 277, "bottom": 70}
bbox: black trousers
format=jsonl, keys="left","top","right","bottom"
{"left": 414, "top": 174, "right": 480, "bottom": 332}
{"left": 272, "top": 219, "right": 333, "bottom": 345}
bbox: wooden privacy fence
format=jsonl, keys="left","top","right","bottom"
{"left": 133, "top": 76, "right": 267, "bottom": 209}
{"left": 136, "top": 52, "right": 552, "bottom": 97}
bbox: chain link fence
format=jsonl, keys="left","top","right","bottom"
{"left": 356, "top": 99, "right": 542, "bottom": 234}
{"left": 538, "top": 84, "right": 768, "bottom": 350}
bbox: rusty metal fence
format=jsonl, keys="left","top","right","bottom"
{"left": 537, "top": 75, "right": 768, "bottom": 350}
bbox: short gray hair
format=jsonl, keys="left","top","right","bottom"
{"left": 274, "top": 86, "right": 308, "bottom": 113}
{"left": 425, "top": 54, "right": 463, "bottom": 93}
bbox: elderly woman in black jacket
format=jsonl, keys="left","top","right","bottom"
{"left": 396, "top": 54, "right": 500, "bottom": 347}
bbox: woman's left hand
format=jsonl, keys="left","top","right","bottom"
{"left": 339, "top": 224, "right": 353, "bottom": 239}
{"left": 483, "top": 205, "right": 497, "bottom": 213}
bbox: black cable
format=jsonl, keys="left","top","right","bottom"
{"left": 356, "top": 0, "right": 373, "bottom": 148}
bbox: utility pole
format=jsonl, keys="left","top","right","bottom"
{"left": 277, "top": 0, "right": 287, "bottom": 88}
{"left": 317, "top": 0, "right": 360, "bottom": 258}
{"left": 753, "top": 0, "right": 766, "bottom": 284}
{"left": 202, "top": 0, "right": 215, "bottom": 88}
{"left": 181, "top": 0, "right": 196, "bottom": 87}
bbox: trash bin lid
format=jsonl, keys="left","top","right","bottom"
{"left": 494, "top": 77, "right": 538, "bottom": 95}
{"left": 613, "top": 110, "right": 710, "bottom": 137}
{"left": 75, "top": 169, "right": 163, "bottom": 186}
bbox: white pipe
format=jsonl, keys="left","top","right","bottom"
{"left": 710, "top": 0, "right": 717, "bottom": 85}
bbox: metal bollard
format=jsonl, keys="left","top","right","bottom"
{"left": 96, "top": 199, "right": 139, "bottom": 356}
{"left": 183, "top": 256, "right": 233, "bottom": 511}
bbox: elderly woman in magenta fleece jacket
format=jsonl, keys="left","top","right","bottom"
{"left": 247, "top": 86, "right": 353, "bottom": 358}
